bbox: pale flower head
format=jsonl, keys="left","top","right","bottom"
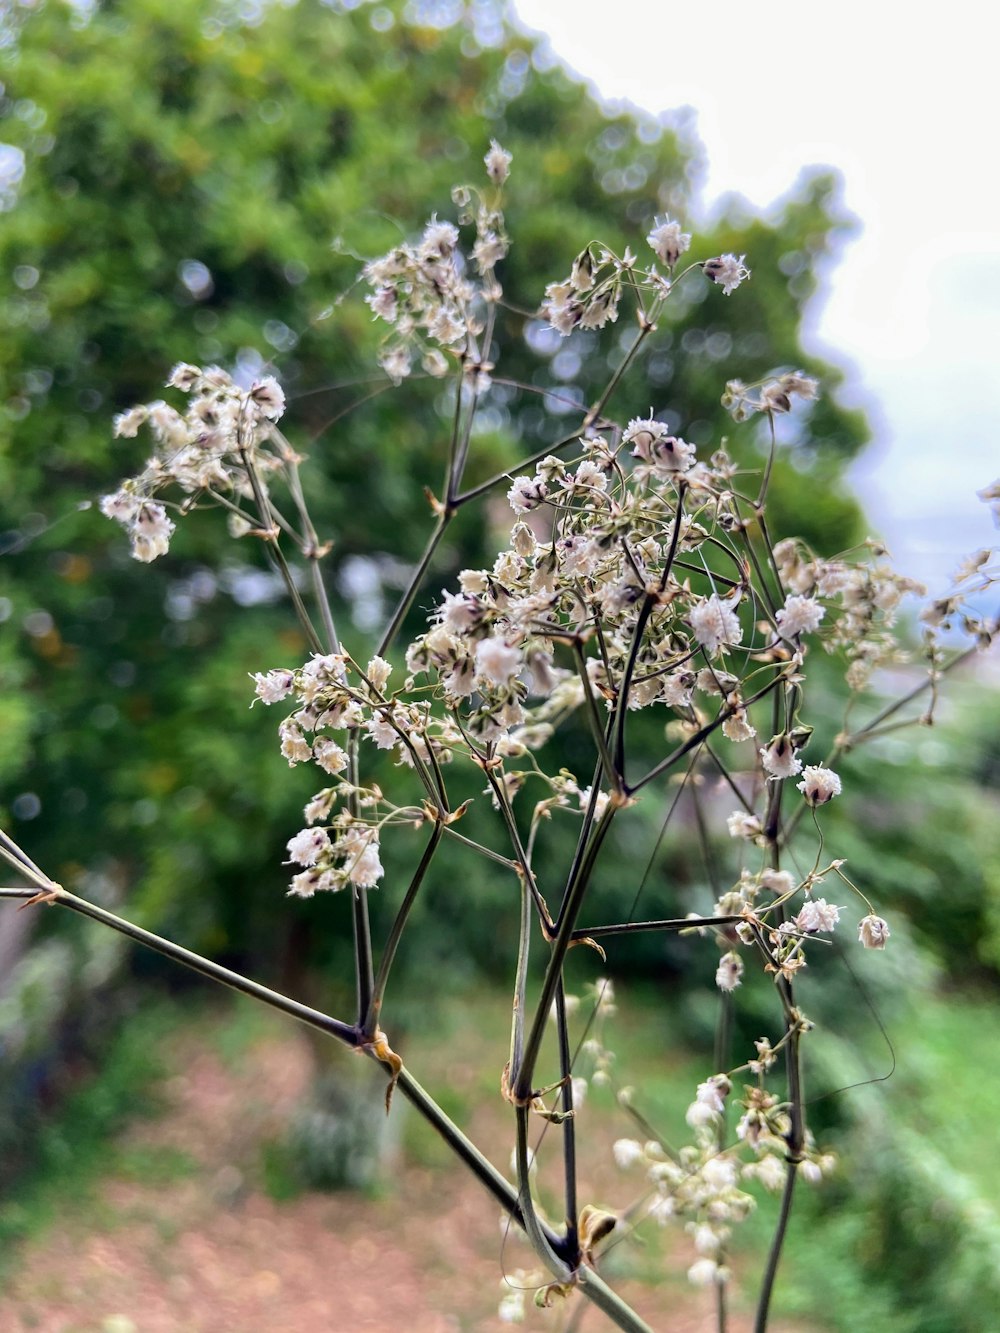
{"left": 715, "top": 952, "right": 744, "bottom": 992}
{"left": 796, "top": 765, "right": 842, "bottom": 805}
{"left": 484, "top": 139, "right": 512, "bottom": 185}
{"left": 250, "top": 376, "right": 285, "bottom": 421}
{"left": 476, "top": 635, "right": 522, "bottom": 688}
{"left": 689, "top": 594, "right": 743, "bottom": 657}
{"left": 286, "top": 826, "right": 331, "bottom": 867}
{"left": 776, "top": 595, "right": 825, "bottom": 639}
{"left": 760, "top": 734, "right": 802, "bottom": 780}
{"left": 646, "top": 216, "right": 691, "bottom": 268}
{"left": 858, "top": 914, "right": 890, "bottom": 949}
{"left": 613, "top": 1138, "right": 644, "bottom": 1170}
{"left": 703, "top": 254, "right": 750, "bottom": 295}
{"left": 687, "top": 1258, "right": 723, "bottom": 1288}
{"left": 727, "top": 810, "right": 763, "bottom": 841}
{"left": 794, "top": 898, "right": 841, "bottom": 934}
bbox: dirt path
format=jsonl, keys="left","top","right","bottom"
{"left": 0, "top": 1015, "right": 812, "bottom": 1332}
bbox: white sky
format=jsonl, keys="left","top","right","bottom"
{"left": 513, "top": 0, "right": 1000, "bottom": 591}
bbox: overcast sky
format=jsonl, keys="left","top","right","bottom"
{"left": 514, "top": 0, "right": 999, "bottom": 593}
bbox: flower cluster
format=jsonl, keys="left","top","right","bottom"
{"left": 771, "top": 537, "right": 926, "bottom": 688}
{"left": 541, "top": 216, "right": 747, "bottom": 339}
{"left": 722, "top": 370, "right": 818, "bottom": 422}
{"left": 363, "top": 144, "right": 511, "bottom": 384}
{"left": 100, "top": 363, "right": 288, "bottom": 561}
{"left": 252, "top": 650, "right": 458, "bottom": 896}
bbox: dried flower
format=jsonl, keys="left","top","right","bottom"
{"left": 858, "top": 914, "right": 890, "bottom": 949}
{"left": 796, "top": 765, "right": 842, "bottom": 805}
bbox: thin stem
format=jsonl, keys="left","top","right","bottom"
{"left": 394, "top": 1066, "right": 561, "bottom": 1249}
{"left": 515, "top": 804, "right": 616, "bottom": 1101}
{"left": 754, "top": 1160, "right": 798, "bottom": 1333}
{"left": 755, "top": 410, "right": 778, "bottom": 508}
{"left": 507, "top": 859, "right": 533, "bottom": 1101}
{"left": 555, "top": 979, "right": 580, "bottom": 1261}
{"left": 238, "top": 443, "right": 324, "bottom": 653}
{"left": 612, "top": 483, "right": 687, "bottom": 778}
{"left": 12, "top": 884, "right": 358, "bottom": 1045}
{"left": 515, "top": 1102, "right": 574, "bottom": 1284}
{"left": 571, "top": 913, "right": 741, "bottom": 941}
{"left": 377, "top": 511, "right": 452, "bottom": 657}
{"left": 572, "top": 639, "right": 622, "bottom": 797}
{"left": 587, "top": 317, "right": 655, "bottom": 424}
{"left": 453, "top": 426, "right": 584, "bottom": 507}
{"left": 363, "top": 824, "right": 443, "bottom": 1037}
{"left": 347, "top": 736, "right": 375, "bottom": 1026}
{"left": 511, "top": 1110, "right": 652, "bottom": 1333}
{"left": 308, "top": 556, "right": 340, "bottom": 653}
{"left": 283, "top": 451, "right": 341, "bottom": 653}
{"left": 631, "top": 674, "right": 783, "bottom": 794}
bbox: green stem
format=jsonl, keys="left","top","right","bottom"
{"left": 363, "top": 824, "right": 443, "bottom": 1038}
{"left": 571, "top": 914, "right": 741, "bottom": 941}
{"left": 515, "top": 804, "right": 616, "bottom": 1102}
{"left": 8, "top": 884, "right": 358, "bottom": 1045}
{"left": 377, "top": 511, "right": 452, "bottom": 657}
{"left": 754, "top": 1160, "right": 798, "bottom": 1333}
{"left": 555, "top": 979, "right": 580, "bottom": 1262}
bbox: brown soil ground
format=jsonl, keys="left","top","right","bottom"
{"left": 0, "top": 1014, "right": 815, "bottom": 1333}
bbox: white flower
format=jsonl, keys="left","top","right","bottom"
{"left": 579, "top": 786, "right": 610, "bottom": 820}
{"left": 113, "top": 405, "right": 149, "bottom": 437}
{"left": 776, "top": 595, "right": 825, "bottom": 638}
{"left": 476, "top": 635, "right": 522, "bottom": 687}
{"left": 130, "top": 501, "right": 175, "bottom": 562}
{"left": 858, "top": 914, "right": 890, "bottom": 949}
{"left": 286, "top": 827, "right": 331, "bottom": 867}
{"left": 794, "top": 898, "right": 841, "bottom": 933}
{"left": 623, "top": 415, "right": 695, "bottom": 473}
{"left": 613, "top": 1138, "right": 644, "bottom": 1169}
{"left": 727, "top": 810, "right": 763, "bottom": 841}
{"left": 722, "top": 709, "right": 756, "bottom": 742}
{"left": 304, "top": 789, "right": 337, "bottom": 825}
{"left": 166, "top": 362, "right": 201, "bottom": 390}
{"left": 252, "top": 669, "right": 295, "bottom": 704}
{"left": 288, "top": 867, "right": 325, "bottom": 898}
{"left": 250, "top": 376, "right": 285, "bottom": 421}
{"left": 691, "top": 1223, "right": 723, "bottom": 1256}
{"left": 497, "top": 1291, "right": 525, "bottom": 1324}
{"left": 796, "top": 765, "right": 842, "bottom": 805}
{"left": 379, "top": 343, "right": 411, "bottom": 385}
{"left": 367, "top": 285, "right": 398, "bottom": 322}
{"left": 365, "top": 656, "right": 392, "bottom": 691}
{"left": 341, "top": 829, "right": 384, "bottom": 889}
{"left": 279, "top": 718, "right": 312, "bottom": 765}
{"left": 703, "top": 254, "right": 751, "bottom": 295}
{"left": 686, "top": 1075, "right": 730, "bottom": 1128}
{"left": 472, "top": 231, "right": 507, "bottom": 272}
{"left": 100, "top": 490, "right": 140, "bottom": 524}
{"left": 687, "top": 1258, "right": 722, "bottom": 1287}
{"left": 420, "top": 215, "right": 459, "bottom": 260}
{"left": 715, "top": 952, "right": 744, "bottom": 992}
{"left": 313, "top": 736, "right": 348, "bottom": 775}
{"left": 646, "top": 217, "right": 691, "bottom": 268}
{"left": 755, "top": 1155, "right": 787, "bottom": 1192}
{"left": 484, "top": 139, "right": 512, "bottom": 185}
{"left": 689, "top": 594, "right": 743, "bottom": 657}
{"left": 507, "top": 475, "right": 548, "bottom": 513}
{"left": 759, "top": 867, "right": 795, "bottom": 896}
{"left": 760, "top": 734, "right": 802, "bottom": 780}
